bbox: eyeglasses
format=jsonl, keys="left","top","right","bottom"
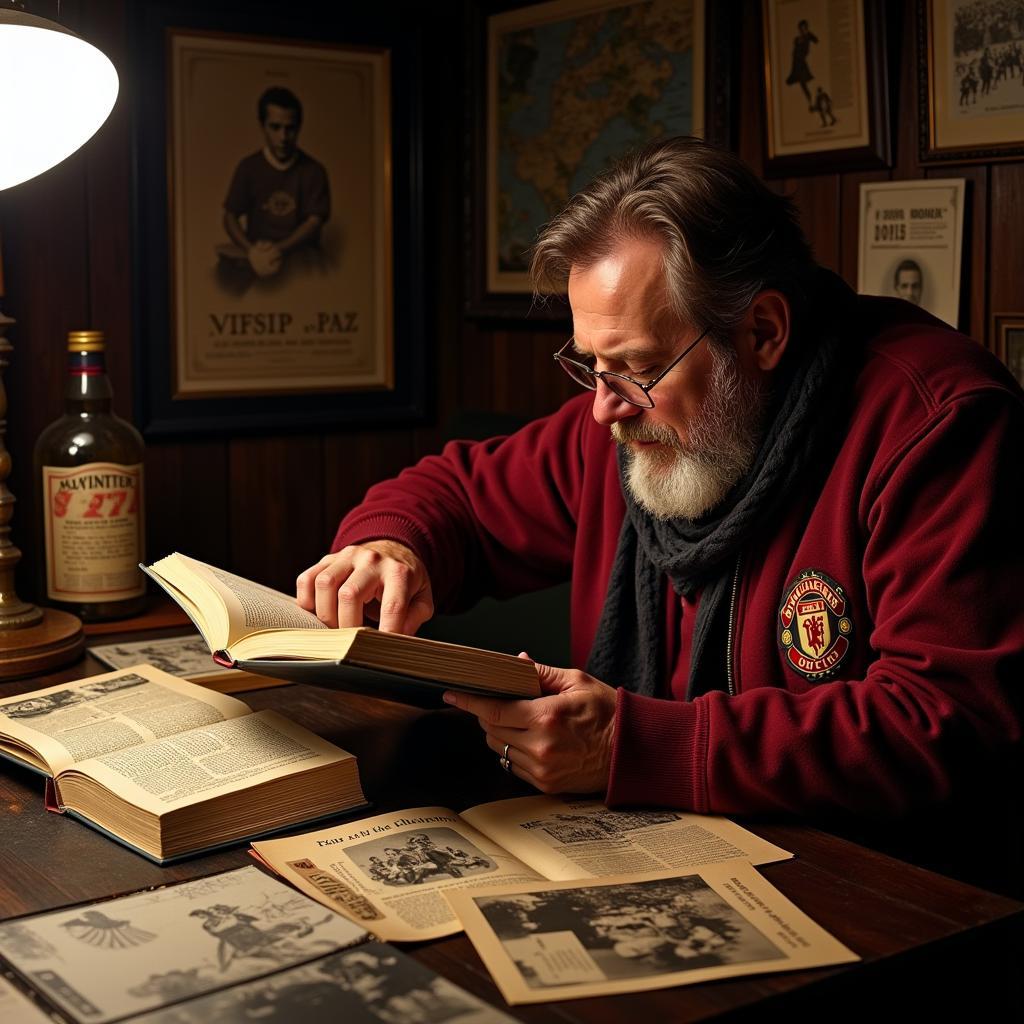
{"left": 553, "top": 328, "right": 709, "bottom": 409}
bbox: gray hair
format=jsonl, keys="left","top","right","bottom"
{"left": 530, "top": 136, "right": 815, "bottom": 343}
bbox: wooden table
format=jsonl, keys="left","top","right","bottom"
{"left": 1, "top": 631, "right": 1021, "bottom": 1020}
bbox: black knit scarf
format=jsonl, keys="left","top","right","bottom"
{"left": 586, "top": 270, "right": 859, "bottom": 699}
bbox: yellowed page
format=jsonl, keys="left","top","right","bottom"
{"left": 252, "top": 806, "right": 545, "bottom": 942}
{"left": 0, "top": 665, "right": 249, "bottom": 776}
{"left": 447, "top": 859, "right": 859, "bottom": 1004}
{"left": 461, "top": 795, "right": 792, "bottom": 880}
{"left": 155, "top": 552, "right": 327, "bottom": 649}
{"left": 58, "top": 710, "right": 354, "bottom": 814}
{"left": 0, "top": 976, "right": 53, "bottom": 1024}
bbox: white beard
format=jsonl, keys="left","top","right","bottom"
{"left": 612, "top": 345, "right": 766, "bottom": 520}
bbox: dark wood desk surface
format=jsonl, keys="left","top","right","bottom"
{"left": 1, "top": 634, "right": 1021, "bottom": 1021}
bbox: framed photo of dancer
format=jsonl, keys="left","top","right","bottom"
{"left": 992, "top": 314, "right": 1024, "bottom": 388}
{"left": 761, "top": 0, "right": 891, "bottom": 176}
{"left": 919, "top": 0, "right": 1024, "bottom": 163}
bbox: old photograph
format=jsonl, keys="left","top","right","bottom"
{"left": 857, "top": 179, "right": 966, "bottom": 327}
{"left": 0, "top": 673, "right": 147, "bottom": 719}
{"left": 520, "top": 808, "right": 682, "bottom": 845}
{"left": 763, "top": 0, "right": 873, "bottom": 160}
{"left": 924, "top": 0, "right": 1024, "bottom": 158}
{"left": 168, "top": 31, "right": 393, "bottom": 398}
{"left": 475, "top": 875, "right": 778, "bottom": 985}
{"left": 129, "top": 942, "right": 514, "bottom": 1024}
{"left": 347, "top": 828, "right": 497, "bottom": 886}
{"left": 90, "top": 636, "right": 230, "bottom": 680}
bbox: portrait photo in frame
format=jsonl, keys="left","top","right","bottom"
{"left": 762, "top": 0, "right": 890, "bottom": 176}
{"left": 919, "top": 0, "right": 1024, "bottom": 163}
{"left": 857, "top": 178, "right": 966, "bottom": 329}
{"left": 169, "top": 32, "right": 392, "bottom": 400}
{"left": 466, "top": 0, "right": 736, "bottom": 319}
{"left": 992, "top": 313, "right": 1024, "bottom": 388}
{"left": 130, "top": 4, "right": 426, "bottom": 436}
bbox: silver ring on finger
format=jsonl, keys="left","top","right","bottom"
{"left": 499, "top": 742, "right": 512, "bottom": 773}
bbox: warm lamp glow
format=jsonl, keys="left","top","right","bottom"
{"left": 0, "top": 10, "right": 119, "bottom": 191}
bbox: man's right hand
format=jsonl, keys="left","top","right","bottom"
{"left": 296, "top": 541, "right": 434, "bottom": 635}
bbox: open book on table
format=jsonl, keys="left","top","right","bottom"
{"left": 143, "top": 553, "right": 541, "bottom": 707}
{"left": 0, "top": 866, "right": 515, "bottom": 1024}
{"left": 250, "top": 794, "right": 794, "bottom": 942}
{"left": 0, "top": 664, "right": 365, "bottom": 863}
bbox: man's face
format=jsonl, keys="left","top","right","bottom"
{"left": 567, "top": 237, "right": 766, "bottom": 520}
{"left": 261, "top": 104, "right": 300, "bottom": 162}
{"left": 895, "top": 268, "right": 922, "bottom": 305}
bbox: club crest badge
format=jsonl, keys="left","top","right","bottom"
{"left": 778, "top": 569, "right": 854, "bottom": 681}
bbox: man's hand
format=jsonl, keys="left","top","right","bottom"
{"left": 248, "top": 240, "right": 282, "bottom": 277}
{"left": 443, "top": 658, "right": 618, "bottom": 794}
{"left": 296, "top": 541, "right": 433, "bottom": 634}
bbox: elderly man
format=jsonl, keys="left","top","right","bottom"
{"left": 298, "top": 138, "right": 1023, "bottom": 893}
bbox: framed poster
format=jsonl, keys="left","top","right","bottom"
{"left": 992, "top": 313, "right": 1024, "bottom": 388}
{"left": 466, "top": 0, "right": 737, "bottom": 319}
{"left": 857, "top": 179, "right": 966, "bottom": 329}
{"left": 919, "top": 0, "right": 1024, "bottom": 163}
{"left": 762, "top": 0, "right": 890, "bottom": 176}
{"left": 131, "top": 4, "right": 426, "bottom": 436}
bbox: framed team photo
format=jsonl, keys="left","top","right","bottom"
{"left": 919, "top": 0, "right": 1024, "bottom": 163}
{"left": 761, "top": 0, "right": 890, "bottom": 175}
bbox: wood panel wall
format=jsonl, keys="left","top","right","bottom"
{"left": 1, "top": 0, "right": 1021, "bottom": 605}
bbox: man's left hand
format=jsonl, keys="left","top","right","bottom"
{"left": 443, "top": 658, "right": 618, "bottom": 794}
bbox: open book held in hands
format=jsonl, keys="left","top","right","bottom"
{"left": 143, "top": 553, "right": 542, "bottom": 707}
{"left": 0, "top": 665, "right": 365, "bottom": 863}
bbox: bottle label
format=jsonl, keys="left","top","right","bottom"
{"left": 42, "top": 462, "right": 145, "bottom": 603}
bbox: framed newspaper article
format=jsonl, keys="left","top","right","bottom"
{"left": 465, "top": 0, "right": 738, "bottom": 318}
{"left": 761, "top": 0, "right": 891, "bottom": 176}
{"left": 857, "top": 179, "right": 966, "bottom": 329}
{"left": 131, "top": 7, "right": 426, "bottom": 435}
{"left": 919, "top": 0, "right": 1024, "bottom": 163}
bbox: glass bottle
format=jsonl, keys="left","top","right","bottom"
{"left": 34, "top": 330, "right": 146, "bottom": 620}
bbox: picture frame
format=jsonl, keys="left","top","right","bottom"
{"left": 918, "top": 0, "right": 1024, "bottom": 164}
{"left": 761, "top": 0, "right": 891, "bottom": 177}
{"left": 857, "top": 178, "right": 967, "bottom": 330}
{"left": 130, "top": 4, "right": 426, "bottom": 436}
{"left": 992, "top": 313, "right": 1024, "bottom": 388}
{"left": 465, "top": 0, "right": 737, "bottom": 320}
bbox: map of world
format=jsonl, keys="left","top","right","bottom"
{"left": 491, "top": 0, "right": 698, "bottom": 284}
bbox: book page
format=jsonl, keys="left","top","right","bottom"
{"left": 0, "top": 665, "right": 250, "bottom": 776}
{"left": 252, "top": 807, "right": 546, "bottom": 943}
{"left": 461, "top": 796, "right": 792, "bottom": 881}
{"left": 61, "top": 710, "right": 352, "bottom": 813}
{"left": 90, "top": 634, "right": 237, "bottom": 680}
{"left": 446, "top": 860, "right": 858, "bottom": 1005}
{"left": 0, "top": 866, "right": 367, "bottom": 1024}
{"left": 0, "top": 976, "right": 53, "bottom": 1024}
{"left": 170, "top": 554, "right": 327, "bottom": 648}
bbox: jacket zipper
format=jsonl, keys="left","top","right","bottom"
{"left": 726, "top": 555, "right": 742, "bottom": 696}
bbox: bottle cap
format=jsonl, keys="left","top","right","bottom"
{"left": 67, "top": 330, "right": 105, "bottom": 352}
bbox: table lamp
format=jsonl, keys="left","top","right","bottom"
{"left": 0, "top": 4, "right": 119, "bottom": 676}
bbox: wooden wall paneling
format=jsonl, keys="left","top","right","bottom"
{"left": 145, "top": 440, "right": 229, "bottom": 568}
{"left": 82, "top": 0, "right": 133, "bottom": 414}
{"left": 839, "top": 170, "right": 891, "bottom": 288}
{"left": 987, "top": 163, "right": 1024, "bottom": 339}
{"left": 783, "top": 176, "right": 842, "bottom": 271}
{"left": 925, "top": 164, "right": 988, "bottom": 342}
{"left": 227, "top": 436, "right": 325, "bottom": 591}
{"left": 321, "top": 428, "right": 418, "bottom": 548}
{"left": 892, "top": 0, "right": 922, "bottom": 182}
{"left": 2, "top": 151, "right": 92, "bottom": 600}
{"left": 737, "top": 0, "right": 767, "bottom": 175}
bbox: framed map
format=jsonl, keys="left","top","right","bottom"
{"left": 466, "top": 0, "right": 736, "bottom": 318}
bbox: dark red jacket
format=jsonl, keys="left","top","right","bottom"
{"left": 333, "top": 299, "right": 1023, "bottom": 887}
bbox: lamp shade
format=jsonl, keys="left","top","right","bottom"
{"left": 0, "top": 10, "right": 119, "bottom": 191}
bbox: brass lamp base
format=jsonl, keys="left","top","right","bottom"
{"left": 0, "top": 608, "right": 84, "bottom": 679}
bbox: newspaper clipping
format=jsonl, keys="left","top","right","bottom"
{"left": 447, "top": 861, "right": 859, "bottom": 1004}
{"left": 251, "top": 796, "right": 792, "bottom": 942}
